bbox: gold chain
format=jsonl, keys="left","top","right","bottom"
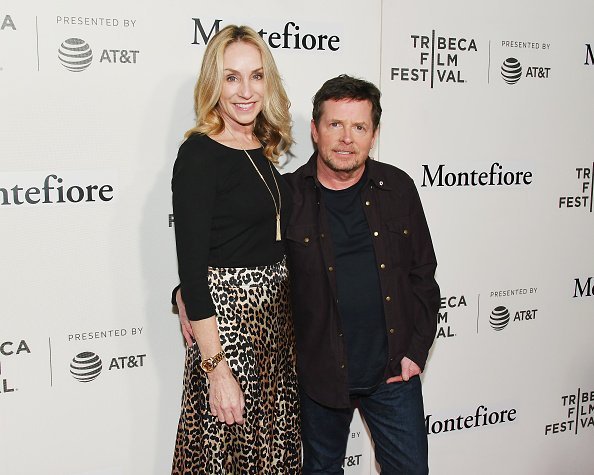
{"left": 227, "top": 129, "right": 282, "bottom": 241}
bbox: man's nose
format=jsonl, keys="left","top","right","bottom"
{"left": 341, "top": 128, "right": 353, "bottom": 144}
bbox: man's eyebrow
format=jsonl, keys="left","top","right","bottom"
{"left": 327, "top": 118, "right": 369, "bottom": 126}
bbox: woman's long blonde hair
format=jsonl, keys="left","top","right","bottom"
{"left": 185, "top": 25, "right": 293, "bottom": 163}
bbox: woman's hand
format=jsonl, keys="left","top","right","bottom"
{"left": 207, "top": 362, "right": 246, "bottom": 425}
{"left": 184, "top": 313, "right": 245, "bottom": 425}
{"left": 175, "top": 288, "right": 195, "bottom": 346}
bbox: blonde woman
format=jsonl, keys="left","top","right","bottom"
{"left": 171, "top": 25, "right": 300, "bottom": 474}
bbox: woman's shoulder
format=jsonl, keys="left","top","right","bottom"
{"left": 176, "top": 134, "right": 223, "bottom": 167}
{"left": 174, "top": 134, "right": 245, "bottom": 181}
{"left": 178, "top": 133, "right": 243, "bottom": 159}
{"left": 179, "top": 133, "right": 215, "bottom": 154}
{"left": 173, "top": 134, "right": 214, "bottom": 177}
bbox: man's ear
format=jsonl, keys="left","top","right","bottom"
{"left": 371, "top": 125, "right": 379, "bottom": 150}
{"left": 310, "top": 119, "right": 319, "bottom": 144}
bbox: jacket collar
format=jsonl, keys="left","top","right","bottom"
{"left": 303, "top": 152, "right": 393, "bottom": 191}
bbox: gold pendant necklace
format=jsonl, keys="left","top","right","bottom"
{"left": 227, "top": 129, "right": 282, "bottom": 242}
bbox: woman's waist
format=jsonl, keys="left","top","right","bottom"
{"left": 208, "top": 256, "right": 288, "bottom": 287}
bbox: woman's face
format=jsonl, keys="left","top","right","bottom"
{"left": 218, "top": 41, "right": 265, "bottom": 131}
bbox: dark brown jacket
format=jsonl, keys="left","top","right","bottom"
{"left": 284, "top": 154, "right": 440, "bottom": 408}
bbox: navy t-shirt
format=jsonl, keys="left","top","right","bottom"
{"left": 320, "top": 170, "right": 388, "bottom": 394}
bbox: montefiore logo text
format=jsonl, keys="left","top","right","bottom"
{"left": 426, "top": 404, "right": 517, "bottom": 435}
{"left": 1, "top": 174, "right": 114, "bottom": 206}
{"left": 192, "top": 18, "right": 340, "bottom": 51}
{"left": 421, "top": 162, "right": 533, "bottom": 187}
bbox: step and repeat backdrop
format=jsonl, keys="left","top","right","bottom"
{"left": 1, "top": 0, "right": 592, "bottom": 474}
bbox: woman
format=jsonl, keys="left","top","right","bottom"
{"left": 171, "top": 25, "right": 301, "bottom": 474}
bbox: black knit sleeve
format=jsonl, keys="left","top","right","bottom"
{"left": 172, "top": 136, "right": 217, "bottom": 321}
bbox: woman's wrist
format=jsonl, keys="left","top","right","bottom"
{"left": 206, "top": 360, "right": 233, "bottom": 380}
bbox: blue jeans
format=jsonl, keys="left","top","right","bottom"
{"left": 301, "top": 376, "right": 428, "bottom": 475}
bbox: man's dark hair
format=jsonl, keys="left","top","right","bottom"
{"left": 312, "top": 74, "right": 382, "bottom": 130}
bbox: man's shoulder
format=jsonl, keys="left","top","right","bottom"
{"left": 282, "top": 159, "right": 313, "bottom": 190}
{"left": 368, "top": 159, "right": 416, "bottom": 189}
{"left": 281, "top": 157, "right": 418, "bottom": 192}
{"left": 284, "top": 163, "right": 307, "bottom": 179}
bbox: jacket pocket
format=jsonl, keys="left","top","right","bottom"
{"left": 385, "top": 219, "right": 412, "bottom": 266}
{"left": 285, "top": 224, "right": 322, "bottom": 275}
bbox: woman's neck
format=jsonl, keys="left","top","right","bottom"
{"left": 211, "top": 121, "right": 259, "bottom": 150}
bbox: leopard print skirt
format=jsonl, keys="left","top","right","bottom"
{"left": 172, "top": 259, "right": 302, "bottom": 474}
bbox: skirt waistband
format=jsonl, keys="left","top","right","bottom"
{"left": 208, "top": 257, "right": 288, "bottom": 288}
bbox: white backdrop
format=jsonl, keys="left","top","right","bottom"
{"left": 1, "top": 1, "right": 592, "bottom": 474}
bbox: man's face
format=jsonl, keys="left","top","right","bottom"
{"left": 311, "top": 99, "right": 378, "bottom": 175}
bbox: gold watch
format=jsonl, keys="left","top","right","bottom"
{"left": 200, "top": 350, "right": 225, "bottom": 373}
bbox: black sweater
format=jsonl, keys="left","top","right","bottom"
{"left": 172, "top": 134, "right": 291, "bottom": 320}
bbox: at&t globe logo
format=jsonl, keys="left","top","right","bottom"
{"left": 501, "top": 57, "right": 522, "bottom": 84}
{"left": 70, "top": 351, "right": 102, "bottom": 382}
{"left": 58, "top": 38, "right": 93, "bottom": 72}
{"left": 490, "top": 306, "right": 511, "bottom": 331}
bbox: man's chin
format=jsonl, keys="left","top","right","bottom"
{"left": 324, "top": 159, "right": 364, "bottom": 174}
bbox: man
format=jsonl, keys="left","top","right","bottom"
{"left": 283, "top": 75, "right": 439, "bottom": 474}
{"left": 175, "top": 75, "right": 440, "bottom": 474}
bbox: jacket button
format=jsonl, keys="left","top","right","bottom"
{"left": 379, "top": 181, "right": 384, "bottom": 186}
{"left": 340, "top": 364, "right": 345, "bottom": 369}
{"left": 385, "top": 296, "right": 391, "bottom": 302}
{"left": 320, "top": 233, "right": 325, "bottom": 238}
{"left": 328, "top": 266, "right": 334, "bottom": 272}
{"left": 304, "top": 237, "right": 310, "bottom": 243}
{"left": 403, "top": 229, "right": 409, "bottom": 235}
{"left": 338, "top": 332, "right": 343, "bottom": 337}
{"left": 380, "top": 263, "right": 386, "bottom": 269}
{"left": 373, "top": 231, "right": 379, "bottom": 237}
{"left": 389, "top": 328, "right": 395, "bottom": 334}
{"left": 365, "top": 200, "right": 371, "bottom": 206}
